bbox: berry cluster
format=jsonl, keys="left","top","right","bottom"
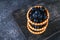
{"left": 29, "top": 7, "right": 47, "bottom": 23}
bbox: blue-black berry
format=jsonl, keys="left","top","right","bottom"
{"left": 29, "top": 7, "right": 47, "bottom": 23}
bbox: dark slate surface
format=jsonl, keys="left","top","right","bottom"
{"left": 0, "top": 0, "right": 26, "bottom": 40}
{"left": 0, "top": 0, "right": 60, "bottom": 40}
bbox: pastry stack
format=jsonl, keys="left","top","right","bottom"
{"left": 27, "top": 6, "right": 49, "bottom": 34}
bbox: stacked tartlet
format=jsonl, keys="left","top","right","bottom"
{"left": 27, "top": 6, "right": 49, "bottom": 34}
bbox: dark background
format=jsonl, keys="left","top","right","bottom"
{"left": 0, "top": 0, "right": 60, "bottom": 40}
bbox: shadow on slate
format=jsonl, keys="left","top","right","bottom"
{"left": 12, "top": 7, "right": 60, "bottom": 40}
{"left": 46, "top": 31, "right": 60, "bottom": 40}
{"left": 12, "top": 0, "right": 60, "bottom": 40}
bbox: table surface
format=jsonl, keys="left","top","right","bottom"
{"left": 0, "top": 0, "right": 60, "bottom": 40}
